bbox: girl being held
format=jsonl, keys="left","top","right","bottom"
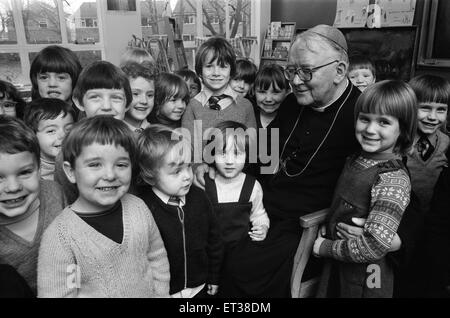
{"left": 149, "top": 72, "right": 189, "bottom": 130}
{"left": 313, "top": 80, "right": 417, "bottom": 298}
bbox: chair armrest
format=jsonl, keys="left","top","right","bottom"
{"left": 299, "top": 208, "right": 329, "bottom": 228}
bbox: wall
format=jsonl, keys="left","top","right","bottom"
{"left": 271, "top": 0, "right": 450, "bottom": 80}
{"left": 99, "top": 1, "right": 142, "bottom": 65}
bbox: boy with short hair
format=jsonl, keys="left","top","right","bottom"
{"left": 23, "top": 98, "right": 75, "bottom": 180}
{"left": 136, "top": 125, "right": 223, "bottom": 297}
{"left": 38, "top": 116, "right": 170, "bottom": 297}
{"left": 0, "top": 116, "right": 66, "bottom": 296}
{"left": 348, "top": 55, "right": 376, "bottom": 92}
{"left": 54, "top": 61, "right": 133, "bottom": 204}
{"left": 181, "top": 37, "right": 257, "bottom": 162}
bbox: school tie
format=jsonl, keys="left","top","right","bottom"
{"left": 417, "top": 135, "right": 435, "bottom": 161}
{"left": 208, "top": 94, "right": 228, "bottom": 110}
{"left": 167, "top": 196, "right": 180, "bottom": 206}
{"left": 167, "top": 196, "right": 184, "bottom": 223}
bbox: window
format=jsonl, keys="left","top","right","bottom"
{"left": 38, "top": 20, "right": 48, "bottom": 28}
{"left": 141, "top": 17, "right": 152, "bottom": 26}
{"left": 0, "top": 0, "right": 104, "bottom": 86}
{"left": 211, "top": 15, "right": 220, "bottom": 24}
{"left": 184, "top": 15, "right": 194, "bottom": 24}
{"left": 418, "top": 0, "right": 450, "bottom": 67}
{"left": 0, "top": 0, "right": 17, "bottom": 44}
{"left": 182, "top": 34, "right": 195, "bottom": 41}
{"left": 81, "top": 18, "right": 98, "bottom": 28}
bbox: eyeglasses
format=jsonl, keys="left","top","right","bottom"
{"left": 284, "top": 60, "right": 339, "bottom": 82}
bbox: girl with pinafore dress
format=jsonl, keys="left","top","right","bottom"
{"left": 313, "top": 80, "right": 417, "bottom": 298}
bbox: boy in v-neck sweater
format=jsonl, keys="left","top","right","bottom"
{"left": 37, "top": 116, "right": 170, "bottom": 298}
{"left": 0, "top": 117, "right": 66, "bottom": 297}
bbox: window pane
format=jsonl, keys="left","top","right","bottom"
{"left": 202, "top": 0, "right": 225, "bottom": 36}
{"left": 0, "top": 0, "right": 17, "bottom": 44}
{"left": 29, "top": 49, "right": 101, "bottom": 68}
{"left": 140, "top": 0, "right": 158, "bottom": 37}
{"left": 0, "top": 53, "right": 24, "bottom": 84}
{"left": 73, "top": 50, "right": 101, "bottom": 67}
{"left": 22, "top": 0, "right": 62, "bottom": 44}
{"left": 64, "top": 0, "right": 100, "bottom": 44}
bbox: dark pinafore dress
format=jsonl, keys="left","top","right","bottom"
{"left": 316, "top": 155, "right": 408, "bottom": 298}
{"left": 204, "top": 174, "right": 255, "bottom": 247}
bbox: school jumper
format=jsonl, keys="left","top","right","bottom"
{"left": 37, "top": 193, "right": 170, "bottom": 298}
{"left": 316, "top": 153, "right": 411, "bottom": 298}
{"left": 407, "top": 130, "right": 449, "bottom": 214}
{"left": 137, "top": 185, "right": 224, "bottom": 296}
{"left": 0, "top": 180, "right": 66, "bottom": 295}
{"left": 181, "top": 85, "right": 257, "bottom": 161}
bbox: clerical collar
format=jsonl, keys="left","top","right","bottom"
{"left": 309, "top": 79, "right": 349, "bottom": 112}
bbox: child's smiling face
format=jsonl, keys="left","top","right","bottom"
{"left": 417, "top": 102, "right": 448, "bottom": 137}
{"left": 0, "top": 151, "right": 40, "bottom": 218}
{"left": 201, "top": 52, "right": 231, "bottom": 95}
{"left": 64, "top": 143, "right": 132, "bottom": 213}
{"left": 75, "top": 88, "right": 129, "bottom": 120}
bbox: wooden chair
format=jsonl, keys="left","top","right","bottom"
{"left": 291, "top": 208, "right": 329, "bottom": 298}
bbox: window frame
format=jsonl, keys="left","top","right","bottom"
{"left": 0, "top": 0, "right": 105, "bottom": 86}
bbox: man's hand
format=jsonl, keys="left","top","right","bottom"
{"left": 193, "top": 164, "right": 216, "bottom": 189}
{"left": 336, "top": 217, "right": 402, "bottom": 251}
{"left": 207, "top": 284, "right": 218, "bottom": 295}
{"left": 249, "top": 224, "right": 268, "bottom": 241}
{"left": 313, "top": 228, "right": 325, "bottom": 257}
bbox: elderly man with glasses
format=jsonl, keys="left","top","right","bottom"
{"left": 202, "top": 24, "right": 361, "bottom": 298}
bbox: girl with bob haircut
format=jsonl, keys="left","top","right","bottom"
{"left": 0, "top": 79, "right": 27, "bottom": 119}
{"left": 253, "top": 63, "right": 290, "bottom": 129}
{"left": 149, "top": 72, "right": 189, "bottom": 129}
{"left": 29, "top": 45, "right": 82, "bottom": 102}
{"left": 313, "top": 80, "right": 417, "bottom": 298}
{"left": 72, "top": 61, "right": 133, "bottom": 110}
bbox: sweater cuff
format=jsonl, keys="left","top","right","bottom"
{"left": 319, "top": 239, "right": 334, "bottom": 258}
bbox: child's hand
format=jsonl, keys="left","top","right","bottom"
{"left": 207, "top": 284, "right": 218, "bottom": 296}
{"left": 249, "top": 224, "right": 268, "bottom": 241}
{"left": 193, "top": 164, "right": 215, "bottom": 189}
{"left": 313, "top": 228, "right": 325, "bottom": 257}
{"left": 336, "top": 217, "right": 365, "bottom": 239}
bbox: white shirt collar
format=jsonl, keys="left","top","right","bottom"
{"left": 195, "top": 84, "right": 238, "bottom": 107}
{"left": 152, "top": 187, "right": 186, "bottom": 207}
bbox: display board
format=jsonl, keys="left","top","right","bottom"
{"left": 296, "top": 26, "right": 419, "bottom": 81}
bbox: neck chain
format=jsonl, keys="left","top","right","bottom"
{"left": 277, "top": 86, "right": 352, "bottom": 178}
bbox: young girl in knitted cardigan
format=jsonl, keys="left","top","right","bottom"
{"left": 38, "top": 116, "right": 170, "bottom": 297}
{"left": 313, "top": 80, "right": 417, "bottom": 298}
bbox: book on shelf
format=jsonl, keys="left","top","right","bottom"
{"left": 270, "top": 21, "right": 281, "bottom": 39}
{"left": 263, "top": 39, "right": 273, "bottom": 57}
{"left": 272, "top": 41, "right": 290, "bottom": 59}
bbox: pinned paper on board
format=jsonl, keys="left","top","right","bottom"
{"left": 334, "top": 0, "right": 370, "bottom": 28}
{"left": 334, "top": 0, "right": 416, "bottom": 28}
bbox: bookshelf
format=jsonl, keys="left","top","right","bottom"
{"left": 159, "top": 17, "right": 188, "bottom": 72}
{"left": 260, "top": 22, "right": 296, "bottom": 68}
